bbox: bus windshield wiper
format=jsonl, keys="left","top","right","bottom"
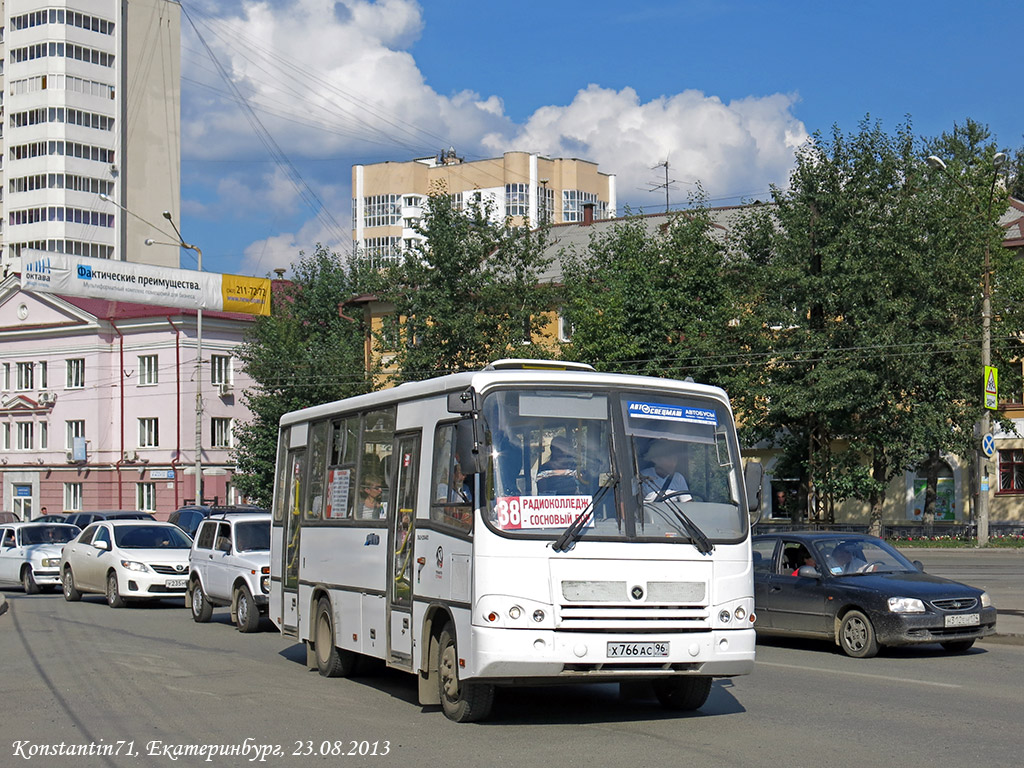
{"left": 661, "top": 497, "right": 714, "bottom": 555}
{"left": 551, "top": 475, "right": 617, "bottom": 553}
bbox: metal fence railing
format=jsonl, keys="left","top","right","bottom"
{"left": 752, "top": 521, "right": 1024, "bottom": 540}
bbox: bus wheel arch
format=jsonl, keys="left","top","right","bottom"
{"left": 417, "top": 605, "right": 452, "bottom": 706}
{"left": 313, "top": 595, "right": 356, "bottom": 677}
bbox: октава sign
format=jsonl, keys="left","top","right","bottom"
{"left": 20, "top": 251, "right": 271, "bottom": 316}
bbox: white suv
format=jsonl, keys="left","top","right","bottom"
{"left": 186, "top": 513, "right": 270, "bottom": 632}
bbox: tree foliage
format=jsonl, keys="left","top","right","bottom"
{"left": 732, "top": 118, "right": 1024, "bottom": 531}
{"left": 378, "top": 185, "right": 554, "bottom": 382}
{"left": 559, "top": 194, "right": 739, "bottom": 389}
{"left": 231, "top": 245, "right": 373, "bottom": 505}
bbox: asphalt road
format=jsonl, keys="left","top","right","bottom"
{"left": 2, "top": 554, "right": 1023, "bottom": 768}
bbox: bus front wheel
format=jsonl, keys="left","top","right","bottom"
{"left": 653, "top": 676, "right": 713, "bottom": 711}
{"left": 314, "top": 597, "right": 355, "bottom": 677}
{"left": 437, "top": 622, "right": 494, "bottom": 722}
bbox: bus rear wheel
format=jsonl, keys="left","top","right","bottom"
{"left": 437, "top": 622, "right": 493, "bottom": 722}
{"left": 314, "top": 597, "right": 355, "bottom": 677}
{"left": 653, "top": 676, "right": 713, "bottom": 711}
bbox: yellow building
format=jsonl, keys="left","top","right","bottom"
{"left": 351, "top": 150, "right": 616, "bottom": 266}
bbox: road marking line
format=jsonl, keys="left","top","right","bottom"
{"left": 756, "top": 661, "right": 962, "bottom": 688}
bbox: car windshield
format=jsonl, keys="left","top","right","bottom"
{"left": 19, "top": 525, "right": 78, "bottom": 545}
{"left": 815, "top": 537, "right": 916, "bottom": 576}
{"left": 481, "top": 387, "right": 745, "bottom": 543}
{"left": 113, "top": 525, "right": 192, "bottom": 549}
{"left": 233, "top": 521, "right": 270, "bottom": 552}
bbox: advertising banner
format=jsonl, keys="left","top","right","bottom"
{"left": 20, "top": 251, "right": 270, "bottom": 316}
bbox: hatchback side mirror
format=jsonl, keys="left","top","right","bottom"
{"left": 94, "top": 540, "right": 110, "bottom": 551}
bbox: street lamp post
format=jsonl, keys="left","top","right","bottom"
{"left": 147, "top": 215, "right": 204, "bottom": 505}
{"left": 926, "top": 152, "right": 1007, "bottom": 546}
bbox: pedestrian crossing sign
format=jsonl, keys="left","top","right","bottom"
{"left": 984, "top": 366, "right": 998, "bottom": 410}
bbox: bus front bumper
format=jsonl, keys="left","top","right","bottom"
{"left": 469, "top": 626, "right": 755, "bottom": 681}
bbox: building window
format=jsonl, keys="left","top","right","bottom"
{"left": 557, "top": 309, "right": 574, "bottom": 343}
{"left": 40, "top": 422, "right": 48, "bottom": 449}
{"left": 64, "top": 483, "right": 83, "bottom": 512}
{"left": 562, "top": 190, "right": 606, "bottom": 223}
{"left": 3, "top": 362, "right": 9, "bottom": 390}
{"left": 66, "top": 420, "right": 85, "bottom": 449}
{"left": 16, "top": 421, "right": 34, "bottom": 449}
{"left": 66, "top": 358, "right": 85, "bottom": 388}
{"left": 3, "top": 423, "right": 10, "bottom": 450}
{"left": 38, "top": 361, "right": 48, "bottom": 389}
{"left": 998, "top": 449, "right": 1024, "bottom": 493}
{"left": 136, "top": 483, "right": 156, "bottom": 512}
{"left": 138, "top": 355, "right": 158, "bottom": 385}
{"left": 16, "top": 361, "right": 34, "bottom": 390}
{"left": 362, "top": 194, "right": 401, "bottom": 227}
{"left": 505, "top": 183, "right": 529, "bottom": 218}
{"left": 210, "top": 355, "right": 232, "bottom": 386}
{"left": 212, "top": 417, "right": 233, "bottom": 448}
{"left": 138, "top": 418, "right": 159, "bottom": 448}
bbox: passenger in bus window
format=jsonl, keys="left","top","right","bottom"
{"left": 537, "top": 435, "right": 579, "bottom": 495}
{"left": 358, "top": 474, "right": 385, "bottom": 519}
{"left": 438, "top": 463, "right": 473, "bottom": 504}
{"left": 639, "top": 440, "right": 691, "bottom": 502}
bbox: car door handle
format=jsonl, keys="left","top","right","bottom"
{"left": 769, "top": 586, "right": 782, "bottom": 593}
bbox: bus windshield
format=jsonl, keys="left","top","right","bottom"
{"left": 481, "top": 387, "right": 747, "bottom": 544}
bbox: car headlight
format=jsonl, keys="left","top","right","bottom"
{"left": 981, "top": 592, "right": 992, "bottom": 608}
{"left": 888, "top": 597, "right": 926, "bottom": 613}
{"left": 120, "top": 560, "right": 149, "bottom": 573}
{"left": 41, "top": 558, "right": 61, "bottom": 568}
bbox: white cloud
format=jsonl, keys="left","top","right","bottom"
{"left": 485, "top": 85, "right": 808, "bottom": 208}
{"left": 181, "top": 1, "right": 808, "bottom": 265}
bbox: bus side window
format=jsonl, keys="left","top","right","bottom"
{"left": 431, "top": 423, "right": 472, "bottom": 532}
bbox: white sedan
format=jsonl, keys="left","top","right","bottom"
{"left": 60, "top": 520, "right": 193, "bottom": 607}
{"left": 0, "top": 523, "right": 81, "bottom": 593}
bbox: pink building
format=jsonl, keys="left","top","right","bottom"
{"left": 1, "top": 275, "right": 256, "bottom": 520}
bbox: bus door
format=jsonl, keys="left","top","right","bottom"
{"left": 387, "top": 432, "right": 420, "bottom": 667}
{"left": 281, "top": 448, "right": 305, "bottom": 634}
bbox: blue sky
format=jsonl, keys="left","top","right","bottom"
{"left": 177, "top": 0, "right": 1022, "bottom": 278}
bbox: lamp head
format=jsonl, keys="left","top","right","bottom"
{"left": 144, "top": 239, "right": 155, "bottom": 246}
{"left": 994, "top": 152, "right": 1007, "bottom": 170}
{"left": 162, "top": 211, "right": 173, "bottom": 221}
{"left": 99, "top": 193, "right": 112, "bottom": 202}
{"left": 925, "top": 156, "right": 947, "bottom": 171}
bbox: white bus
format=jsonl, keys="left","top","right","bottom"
{"left": 269, "top": 360, "right": 763, "bottom": 721}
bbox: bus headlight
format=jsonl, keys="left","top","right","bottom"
{"left": 719, "top": 610, "right": 732, "bottom": 623}
{"left": 533, "top": 609, "right": 545, "bottom": 622}
{"left": 508, "top": 606, "right": 522, "bottom": 620}
{"left": 734, "top": 606, "right": 747, "bottom": 621}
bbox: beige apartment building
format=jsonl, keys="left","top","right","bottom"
{"left": 0, "top": 0, "right": 181, "bottom": 273}
{"left": 351, "top": 150, "right": 617, "bottom": 266}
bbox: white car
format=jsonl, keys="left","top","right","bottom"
{"left": 0, "top": 523, "right": 81, "bottom": 593}
{"left": 187, "top": 512, "right": 271, "bottom": 632}
{"left": 60, "top": 520, "right": 193, "bottom": 607}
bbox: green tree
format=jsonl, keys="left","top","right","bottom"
{"left": 559, "top": 194, "right": 739, "bottom": 388}
{"left": 231, "top": 245, "right": 373, "bottom": 505}
{"left": 733, "top": 118, "right": 1023, "bottom": 533}
{"left": 379, "top": 185, "right": 554, "bottom": 382}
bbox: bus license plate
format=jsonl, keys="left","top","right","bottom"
{"left": 944, "top": 613, "right": 979, "bottom": 628}
{"left": 166, "top": 579, "right": 187, "bottom": 589}
{"left": 607, "top": 641, "right": 669, "bottom": 658}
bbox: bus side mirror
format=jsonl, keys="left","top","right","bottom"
{"left": 447, "top": 390, "right": 481, "bottom": 414}
{"left": 744, "top": 461, "right": 763, "bottom": 524}
{"left": 455, "top": 416, "right": 488, "bottom": 476}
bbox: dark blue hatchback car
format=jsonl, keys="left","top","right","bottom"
{"left": 752, "top": 532, "right": 997, "bottom": 657}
